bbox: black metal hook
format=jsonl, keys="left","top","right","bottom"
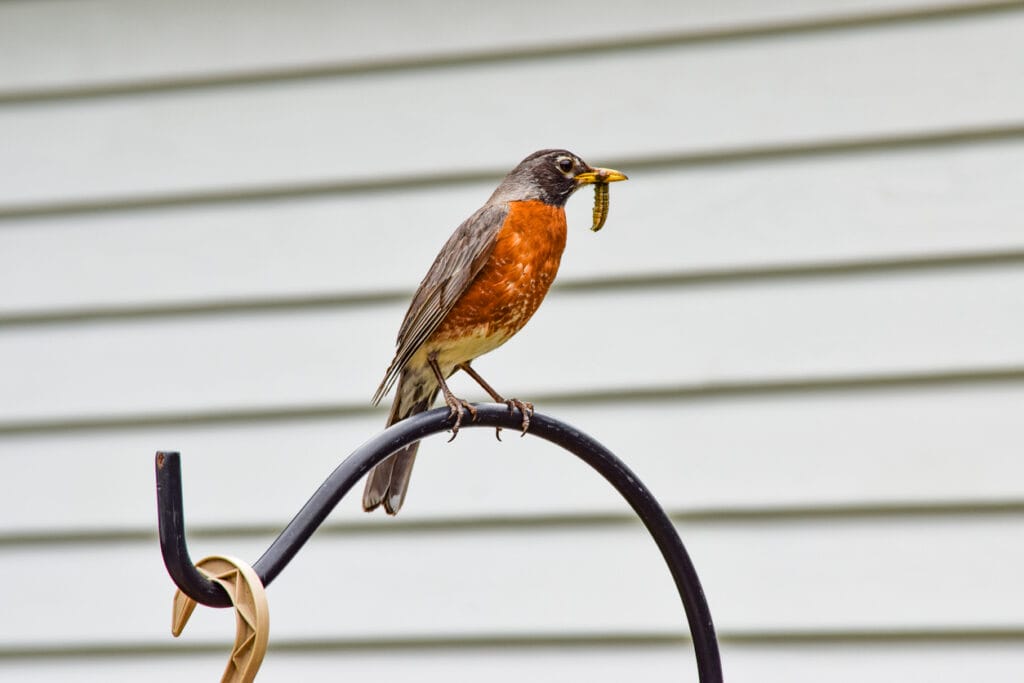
{"left": 155, "top": 404, "right": 722, "bottom": 682}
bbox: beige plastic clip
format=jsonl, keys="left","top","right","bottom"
{"left": 172, "top": 555, "right": 270, "bottom": 683}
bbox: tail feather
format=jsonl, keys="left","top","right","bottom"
{"left": 362, "top": 441, "right": 420, "bottom": 514}
{"left": 362, "top": 371, "right": 437, "bottom": 515}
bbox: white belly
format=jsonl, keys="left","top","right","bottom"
{"left": 412, "top": 326, "right": 512, "bottom": 377}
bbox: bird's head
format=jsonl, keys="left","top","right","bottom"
{"left": 490, "top": 149, "right": 627, "bottom": 207}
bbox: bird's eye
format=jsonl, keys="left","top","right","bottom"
{"left": 556, "top": 157, "right": 574, "bottom": 174}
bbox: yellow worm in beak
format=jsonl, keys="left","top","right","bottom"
{"left": 576, "top": 167, "right": 627, "bottom": 232}
{"left": 592, "top": 182, "right": 610, "bottom": 232}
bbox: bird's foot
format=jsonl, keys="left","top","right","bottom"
{"left": 444, "top": 396, "right": 478, "bottom": 442}
{"left": 505, "top": 398, "right": 534, "bottom": 436}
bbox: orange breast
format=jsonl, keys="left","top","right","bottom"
{"left": 429, "top": 200, "right": 567, "bottom": 353}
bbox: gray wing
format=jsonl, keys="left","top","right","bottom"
{"left": 372, "top": 202, "right": 509, "bottom": 405}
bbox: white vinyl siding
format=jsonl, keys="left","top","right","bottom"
{"left": 2, "top": 2, "right": 1023, "bottom": 681}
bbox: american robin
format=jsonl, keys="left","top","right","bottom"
{"left": 362, "top": 149, "right": 627, "bottom": 514}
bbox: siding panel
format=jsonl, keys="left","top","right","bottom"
{"left": 8, "top": 641, "right": 1024, "bottom": 683}
{"left": 2, "top": 12, "right": 1023, "bottom": 207}
{"left": 2, "top": 381, "right": 1022, "bottom": 532}
{"left": 2, "top": 137, "right": 1023, "bottom": 317}
{"left": 4, "top": 514, "right": 1024, "bottom": 645}
{"left": 0, "top": 0, "right": 1000, "bottom": 94}
{"left": 2, "top": 264, "right": 1021, "bottom": 422}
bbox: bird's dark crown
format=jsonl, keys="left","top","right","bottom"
{"left": 488, "top": 149, "right": 594, "bottom": 207}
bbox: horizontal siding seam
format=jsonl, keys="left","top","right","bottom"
{"left": 1, "top": 121, "right": 1022, "bottom": 220}
{"left": 6, "top": 498, "right": 1024, "bottom": 547}
{"left": 0, "top": 1, "right": 1020, "bottom": 104}
{"left": 3, "top": 627, "right": 1024, "bottom": 659}
{"left": 0, "top": 364, "right": 1022, "bottom": 435}
{"left": 3, "top": 247, "right": 1022, "bottom": 327}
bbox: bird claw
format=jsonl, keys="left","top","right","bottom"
{"left": 505, "top": 399, "right": 534, "bottom": 436}
{"left": 445, "top": 397, "right": 478, "bottom": 442}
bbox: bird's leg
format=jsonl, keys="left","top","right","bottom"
{"left": 456, "top": 363, "right": 533, "bottom": 438}
{"left": 428, "top": 355, "right": 477, "bottom": 441}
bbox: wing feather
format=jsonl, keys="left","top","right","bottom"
{"left": 372, "top": 203, "right": 509, "bottom": 404}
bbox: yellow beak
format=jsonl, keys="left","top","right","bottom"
{"left": 574, "top": 167, "right": 628, "bottom": 185}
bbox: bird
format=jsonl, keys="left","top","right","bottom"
{"left": 362, "top": 149, "right": 627, "bottom": 515}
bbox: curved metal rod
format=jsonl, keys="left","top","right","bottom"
{"left": 155, "top": 404, "right": 722, "bottom": 682}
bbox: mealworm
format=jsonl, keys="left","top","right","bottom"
{"left": 591, "top": 181, "right": 610, "bottom": 232}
